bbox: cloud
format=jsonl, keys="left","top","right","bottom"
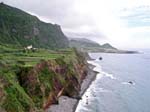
{"left": 120, "top": 6, "right": 150, "bottom": 27}
{"left": 2, "top": 0, "right": 73, "bottom": 23}
{"left": 2, "top": 0, "right": 105, "bottom": 40}
{"left": 1, "top": 0, "right": 150, "bottom": 48}
{"left": 118, "top": 5, "right": 150, "bottom": 48}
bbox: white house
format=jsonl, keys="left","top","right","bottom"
{"left": 26, "top": 45, "right": 33, "bottom": 50}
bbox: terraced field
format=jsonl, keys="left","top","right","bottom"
{"left": 0, "top": 44, "right": 73, "bottom": 67}
{"left": 0, "top": 45, "right": 87, "bottom": 112}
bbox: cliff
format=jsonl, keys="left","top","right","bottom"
{"left": 0, "top": 46, "right": 88, "bottom": 112}
{"left": 0, "top": 3, "right": 69, "bottom": 49}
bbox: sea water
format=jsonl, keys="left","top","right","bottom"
{"left": 76, "top": 50, "right": 150, "bottom": 112}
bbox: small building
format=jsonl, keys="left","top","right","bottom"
{"left": 26, "top": 45, "right": 33, "bottom": 50}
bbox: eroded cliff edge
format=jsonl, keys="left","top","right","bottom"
{"left": 0, "top": 48, "right": 89, "bottom": 112}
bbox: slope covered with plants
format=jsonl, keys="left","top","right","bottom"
{"left": 0, "top": 45, "right": 88, "bottom": 112}
{"left": 0, "top": 3, "right": 69, "bottom": 49}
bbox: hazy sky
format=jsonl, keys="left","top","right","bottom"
{"left": 1, "top": 0, "right": 150, "bottom": 49}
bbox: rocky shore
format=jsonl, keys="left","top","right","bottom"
{"left": 47, "top": 63, "right": 97, "bottom": 112}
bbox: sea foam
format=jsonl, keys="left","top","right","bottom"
{"left": 87, "top": 60, "right": 116, "bottom": 80}
{"left": 76, "top": 60, "right": 115, "bottom": 112}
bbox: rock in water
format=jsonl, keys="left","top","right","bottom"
{"left": 99, "top": 57, "right": 103, "bottom": 60}
{"left": 128, "top": 81, "right": 133, "bottom": 84}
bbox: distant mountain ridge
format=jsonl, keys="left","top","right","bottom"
{"left": 101, "top": 43, "right": 117, "bottom": 49}
{"left": 0, "top": 3, "right": 69, "bottom": 49}
{"left": 69, "top": 38, "right": 137, "bottom": 53}
{"left": 69, "top": 38, "right": 117, "bottom": 49}
{"left": 69, "top": 38, "right": 117, "bottom": 50}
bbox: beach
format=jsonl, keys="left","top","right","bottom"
{"left": 46, "top": 62, "right": 97, "bottom": 112}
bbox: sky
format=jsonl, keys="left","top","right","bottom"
{"left": 1, "top": 0, "right": 150, "bottom": 49}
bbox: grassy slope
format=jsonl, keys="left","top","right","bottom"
{"left": 0, "top": 45, "right": 87, "bottom": 112}
{"left": 0, "top": 44, "right": 65, "bottom": 67}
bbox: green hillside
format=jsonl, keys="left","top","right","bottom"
{"left": 69, "top": 38, "right": 100, "bottom": 48}
{"left": 69, "top": 38, "right": 118, "bottom": 52}
{"left": 69, "top": 38, "right": 138, "bottom": 53}
{"left": 0, "top": 3, "right": 69, "bottom": 49}
{"left": 0, "top": 45, "right": 88, "bottom": 112}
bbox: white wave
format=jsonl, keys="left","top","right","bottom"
{"left": 98, "top": 88, "right": 111, "bottom": 93}
{"left": 97, "top": 73, "right": 104, "bottom": 79}
{"left": 122, "top": 81, "right": 135, "bottom": 85}
{"left": 99, "top": 70, "right": 116, "bottom": 80}
{"left": 95, "top": 58, "right": 101, "bottom": 62}
{"left": 87, "top": 60, "right": 104, "bottom": 79}
{"left": 104, "top": 72, "right": 117, "bottom": 80}
{"left": 75, "top": 88, "right": 93, "bottom": 112}
{"left": 76, "top": 60, "right": 116, "bottom": 112}
{"left": 87, "top": 60, "right": 102, "bottom": 70}
{"left": 87, "top": 60, "right": 117, "bottom": 80}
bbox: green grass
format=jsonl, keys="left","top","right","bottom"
{"left": 0, "top": 45, "right": 83, "bottom": 112}
{"left": 0, "top": 71, "right": 34, "bottom": 112}
{"left": 0, "top": 45, "right": 71, "bottom": 111}
{"left": 0, "top": 44, "right": 72, "bottom": 67}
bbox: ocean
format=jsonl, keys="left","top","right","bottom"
{"left": 75, "top": 50, "right": 150, "bottom": 112}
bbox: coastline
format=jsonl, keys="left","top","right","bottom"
{"left": 47, "top": 59, "right": 97, "bottom": 112}
{"left": 73, "top": 63, "right": 97, "bottom": 112}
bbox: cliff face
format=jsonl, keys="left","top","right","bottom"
{"left": 0, "top": 3, "right": 69, "bottom": 49}
{"left": 0, "top": 49, "right": 88, "bottom": 112}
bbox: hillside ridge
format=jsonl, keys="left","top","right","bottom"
{"left": 0, "top": 3, "right": 69, "bottom": 49}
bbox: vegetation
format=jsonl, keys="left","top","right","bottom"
{"left": 0, "top": 45, "right": 88, "bottom": 112}
{"left": 69, "top": 38, "right": 137, "bottom": 53}
{"left": 0, "top": 3, "right": 89, "bottom": 112}
{"left": 69, "top": 38, "right": 117, "bottom": 52}
{"left": 0, "top": 3, "right": 69, "bottom": 49}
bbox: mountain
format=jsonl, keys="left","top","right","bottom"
{"left": 101, "top": 43, "right": 116, "bottom": 49}
{"left": 0, "top": 3, "right": 69, "bottom": 49}
{"left": 69, "top": 38, "right": 100, "bottom": 48}
{"left": 69, "top": 38, "right": 137, "bottom": 53}
{"left": 69, "top": 38, "right": 117, "bottom": 52}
